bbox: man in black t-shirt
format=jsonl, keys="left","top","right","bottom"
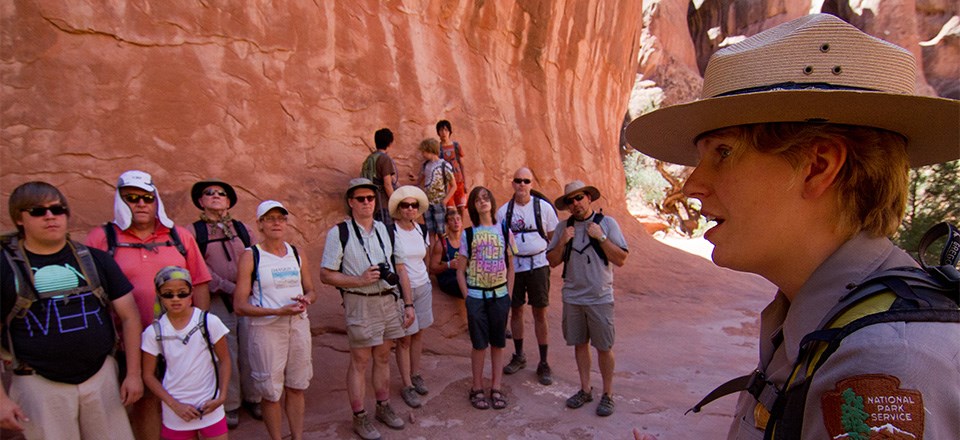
{"left": 0, "top": 181, "right": 142, "bottom": 440}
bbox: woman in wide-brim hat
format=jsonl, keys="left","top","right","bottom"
{"left": 625, "top": 13, "right": 959, "bottom": 439}
{"left": 387, "top": 185, "right": 433, "bottom": 408}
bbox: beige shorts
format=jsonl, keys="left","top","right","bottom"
{"left": 343, "top": 292, "right": 406, "bottom": 348}
{"left": 562, "top": 302, "right": 615, "bottom": 351}
{"left": 248, "top": 315, "right": 313, "bottom": 402}
{"left": 10, "top": 356, "right": 134, "bottom": 440}
{"left": 404, "top": 283, "right": 434, "bottom": 337}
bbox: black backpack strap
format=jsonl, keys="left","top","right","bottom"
{"left": 687, "top": 369, "right": 780, "bottom": 416}
{"left": 918, "top": 221, "right": 960, "bottom": 269}
{"left": 561, "top": 217, "right": 575, "bottom": 278}
{"left": 167, "top": 226, "right": 187, "bottom": 257}
{"left": 291, "top": 244, "right": 301, "bottom": 267}
{"left": 466, "top": 227, "right": 474, "bottom": 258}
{"left": 200, "top": 311, "right": 220, "bottom": 400}
{"left": 335, "top": 221, "right": 350, "bottom": 272}
{"left": 590, "top": 213, "right": 608, "bottom": 266}
{"left": 250, "top": 245, "right": 260, "bottom": 285}
{"left": 533, "top": 197, "right": 545, "bottom": 240}
{"left": 192, "top": 220, "right": 209, "bottom": 255}
{"left": 453, "top": 141, "right": 464, "bottom": 175}
{"left": 104, "top": 223, "right": 118, "bottom": 257}
{"left": 232, "top": 220, "right": 252, "bottom": 248}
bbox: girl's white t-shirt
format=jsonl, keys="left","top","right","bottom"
{"left": 142, "top": 307, "right": 229, "bottom": 431}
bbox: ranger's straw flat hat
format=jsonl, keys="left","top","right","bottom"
{"left": 626, "top": 13, "right": 959, "bottom": 168}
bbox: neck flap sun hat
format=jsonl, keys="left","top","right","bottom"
{"left": 625, "top": 13, "right": 959, "bottom": 168}
{"left": 113, "top": 170, "right": 174, "bottom": 231}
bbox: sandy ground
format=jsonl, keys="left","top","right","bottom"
{"left": 225, "top": 228, "right": 775, "bottom": 439}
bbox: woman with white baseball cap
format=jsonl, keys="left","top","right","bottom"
{"left": 233, "top": 200, "right": 317, "bottom": 440}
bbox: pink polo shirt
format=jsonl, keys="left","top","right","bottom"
{"left": 86, "top": 223, "right": 212, "bottom": 328}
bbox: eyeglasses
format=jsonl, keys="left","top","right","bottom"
{"left": 203, "top": 189, "right": 227, "bottom": 197}
{"left": 22, "top": 205, "right": 69, "bottom": 217}
{"left": 399, "top": 201, "right": 420, "bottom": 210}
{"left": 261, "top": 215, "right": 287, "bottom": 223}
{"left": 121, "top": 193, "right": 156, "bottom": 204}
{"left": 565, "top": 194, "right": 587, "bottom": 204}
{"left": 512, "top": 178, "right": 532, "bottom": 185}
{"left": 159, "top": 292, "right": 191, "bottom": 299}
{"left": 352, "top": 195, "right": 376, "bottom": 203}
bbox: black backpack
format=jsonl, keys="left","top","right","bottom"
{"left": 560, "top": 212, "right": 607, "bottom": 278}
{"left": 0, "top": 234, "right": 110, "bottom": 368}
{"left": 191, "top": 219, "right": 251, "bottom": 257}
{"left": 687, "top": 222, "right": 960, "bottom": 440}
{"left": 103, "top": 223, "right": 187, "bottom": 257}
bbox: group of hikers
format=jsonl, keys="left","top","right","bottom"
{"left": 2, "top": 13, "right": 958, "bottom": 440}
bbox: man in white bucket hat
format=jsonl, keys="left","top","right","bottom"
{"left": 627, "top": 13, "right": 959, "bottom": 440}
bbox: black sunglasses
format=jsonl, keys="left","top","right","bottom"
{"left": 159, "top": 292, "right": 191, "bottom": 299}
{"left": 399, "top": 201, "right": 420, "bottom": 210}
{"left": 22, "top": 205, "right": 69, "bottom": 217}
{"left": 565, "top": 194, "right": 587, "bottom": 204}
{"left": 203, "top": 189, "right": 228, "bottom": 197}
{"left": 353, "top": 195, "right": 376, "bottom": 203}
{"left": 121, "top": 193, "right": 156, "bottom": 204}
{"left": 512, "top": 178, "right": 532, "bottom": 185}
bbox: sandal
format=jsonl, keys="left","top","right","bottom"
{"left": 469, "top": 389, "right": 490, "bottom": 410}
{"left": 490, "top": 389, "right": 508, "bottom": 410}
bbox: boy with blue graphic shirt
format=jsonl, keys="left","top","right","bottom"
{"left": 0, "top": 181, "right": 142, "bottom": 440}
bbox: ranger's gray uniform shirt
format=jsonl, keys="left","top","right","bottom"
{"left": 727, "top": 233, "right": 960, "bottom": 439}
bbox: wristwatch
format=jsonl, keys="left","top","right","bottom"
{"left": 404, "top": 303, "right": 414, "bottom": 308}
{"left": 598, "top": 234, "right": 608, "bottom": 243}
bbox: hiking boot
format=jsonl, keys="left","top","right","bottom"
{"left": 503, "top": 353, "right": 526, "bottom": 375}
{"left": 411, "top": 374, "right": 429, "bottom": 395}
{"left": 375, "top": 402, "right": 405, "bottom": 430}
{"left": 225, "top": 409, "right": 239, "bottom": 429}
{"left": 566, "top": 388, "right": 593, "bottom": 409}
{"left": 596, "top": 393, "right": 615, "bottom": 417}
{"left": 353, "top": 412, "right": 381, "bottom": 440}
{"left": 401, "top": 386, "right": 422, "bottom": 408}
{"left": 243, "top": 401, "right": 263, "bottom": 420}
{"left": 536, "top": 362, "right": 553, "bottom": 386}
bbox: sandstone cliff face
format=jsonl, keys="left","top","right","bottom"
{"left": 639, "top": 0, "right": 958, "bottom": 109}
{"left": 1, "top": 1, "right": 643, "bottom": 251}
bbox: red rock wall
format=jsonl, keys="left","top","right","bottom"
{"left": 642, "top": 0, "right": 958, "bottom": 107}
{"left": 1, "top": 1, "right": 643, "bottom": 253}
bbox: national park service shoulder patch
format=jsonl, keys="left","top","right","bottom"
{"left": 820, "top": 374, "right": 923, "bottom": 439}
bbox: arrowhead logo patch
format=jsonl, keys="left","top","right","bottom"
{"left": 821, "top": 374, "right": 923, "bottom": 439}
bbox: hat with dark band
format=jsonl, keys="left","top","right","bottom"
{"left": 625, "top": 14, "right": 959, "bottom": 168}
